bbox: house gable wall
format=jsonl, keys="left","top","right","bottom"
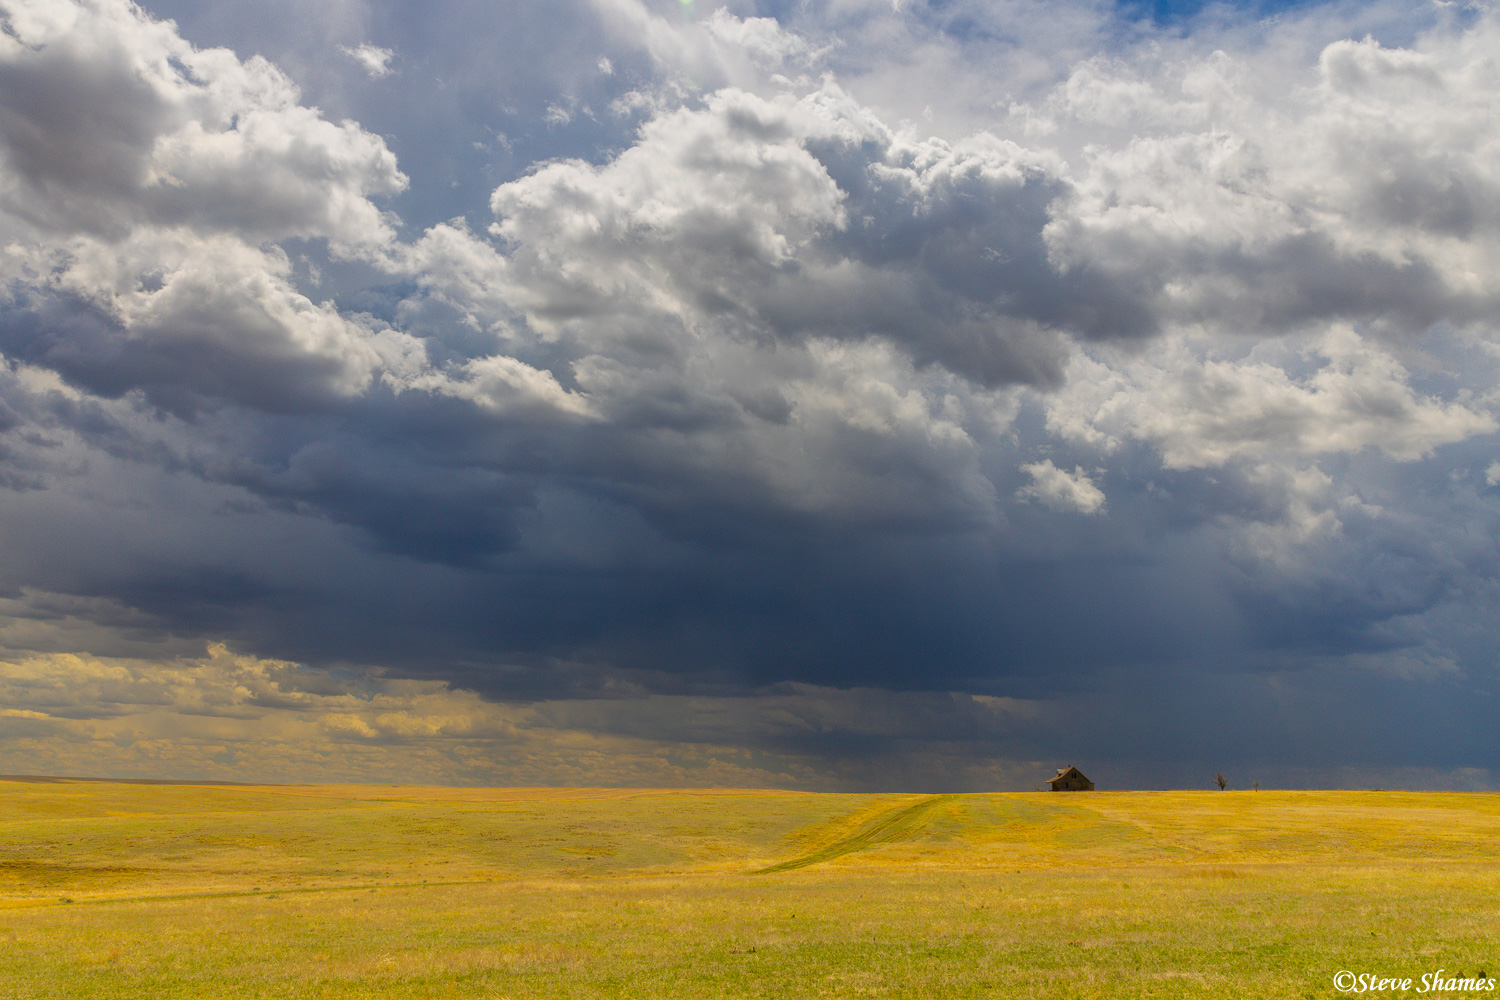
{"left": 1047, "top": 767, "right": 1095, "bottom": 791}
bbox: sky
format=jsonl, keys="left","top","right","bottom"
{"left": 0, "top": 0, "right": 1497, "bottom": 791}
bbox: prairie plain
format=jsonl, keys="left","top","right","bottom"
{"left": 1, "top": 779, "right": 1497, "bottom": 998}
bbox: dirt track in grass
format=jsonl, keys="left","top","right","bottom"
{"left": 752, "top": 794, "right": 956, "bottom": 873}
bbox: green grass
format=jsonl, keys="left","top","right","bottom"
{"left": 1, "top": 781, "right": 1497, "bottom": 997}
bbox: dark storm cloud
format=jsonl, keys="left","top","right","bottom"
{"left": 0, "top": 0, "right": 1498, "bottom": 788}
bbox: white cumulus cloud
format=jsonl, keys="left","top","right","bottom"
{"left": 1017, "top": 459, "right": 1105, "bottom": 514}
{"left": 341, "top": 43, "right": 393, "bottom": 78}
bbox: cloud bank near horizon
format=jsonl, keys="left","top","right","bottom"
{"left": 1, "top": 0, "right": 1498, "bottom": 789}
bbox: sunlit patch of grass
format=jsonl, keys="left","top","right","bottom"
{"left": 1, "top": 782, "right": 1498, "bottom": 997}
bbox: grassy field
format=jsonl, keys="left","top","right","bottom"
{"left": 1, "top": 780, "right": 1497, "bottom": 998}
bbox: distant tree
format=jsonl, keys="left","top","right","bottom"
{"left": 1215, "top": 772, "right": 1227, "bottom": 791}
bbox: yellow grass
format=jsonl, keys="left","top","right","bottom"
{"left": 1, "top": 779, "right": 1497, "bottom": 997}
